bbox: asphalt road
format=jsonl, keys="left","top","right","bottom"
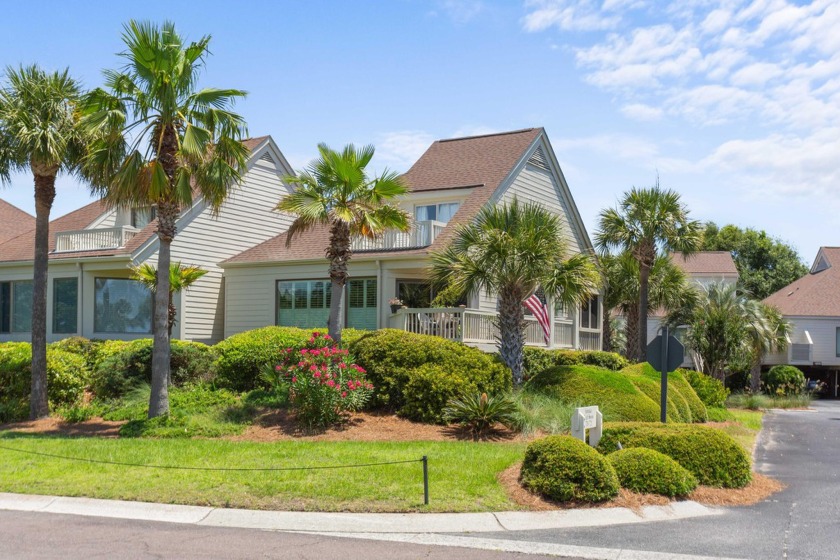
{"left": 460, "top": 400, "right": 840, "bottom": 560}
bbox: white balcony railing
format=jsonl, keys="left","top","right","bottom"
{"left": 351, "top": 220, "right": 446, "bottom": 252}
{"left": 54, "top": 226, "right": 140, "bottom": 253}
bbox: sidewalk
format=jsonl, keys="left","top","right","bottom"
{"left": 0, "top": 492, "right": 720, "bottom": 533}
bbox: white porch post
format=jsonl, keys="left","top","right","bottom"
{"left": 547, "top": 295, "right": 555, "bottom": 349}
{"left": 573, "top": 301, "right": 580, "bottom": 350}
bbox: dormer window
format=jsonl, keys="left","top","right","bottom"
{"left": 131, "top": 206, "right": 157, "bottom": 229}
{"left": 415, "top": 202, "right": 459, "bottom": 224}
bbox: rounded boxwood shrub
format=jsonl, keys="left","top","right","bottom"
{"left": 522, "top": 347, "right": 628, "bottom": 379}
{"left": 521, "top": 435, "right": 620, "bottom": 502}
{"left": 597, "top": 422, "right": 752, "bottom": 488}
{"left": 92, "top": 339, "right": 216, "bottom": 399}
{"left": 525, "top": 365, "right": 661, "bottom": 422}
{"left": 684, "top": 369, "right": 729, "bottom": 408}
{"left": 624, "top": 373, "right": 688, "bottom": 422}
{"left": 621, "top": 363, "right": 708, "bottom": 423}
{"left": 349, "top": 329, "right": 511, "bottom": 423}
{"left": 48, "top": 337, "right": 105, "bottom": 370}
{"left": 608, "top": 448, "right": 697, "bottom": 497}
{"left": 762, "top": 365, "right": 806, "bottom": 396}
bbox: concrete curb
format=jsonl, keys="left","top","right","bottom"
{"left": 0, "top": 492, "right": 721, "bottom": 534}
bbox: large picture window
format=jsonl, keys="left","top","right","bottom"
{"left": 276, "top": 280, "right": 331, "bottom": 329}
{"left": 53, "top": 278, "right": 78, "bottom": 334}
{"left": 94, "top": 278, "right": 152, "bottom": 333}
{"left": 0, "top": 280, "right": 33, "bottom": 333}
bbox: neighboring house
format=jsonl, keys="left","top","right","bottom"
{"left": 0, "top": 199, "right": 35, "bottom": 245}
{"left": 0, "top": 136, "right": 294, "bottom": 344}
{"left": 222, "top": 128, "right": 603, "bottom": 351}
{"left": 764, "top": 246, "right": 840, "bottom": 397}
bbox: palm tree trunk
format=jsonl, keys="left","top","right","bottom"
{"left": 750, "top": 361, "right": 762, "bottom": 394}
{"left": 149, "top": 203, "right": 176, "bottom": 418}
{"left": 624, "top": 305, "right": 639, "bottom": 361}
{"left": 29, "top": 172, "right": 56, "bottom": 419}
{"left": 637, "top": 261, "right": 651, "bottom": 362}
{"left": 602, "top": 296, "right": 612, "bottom": 352}
{"left": 326, "top": 221, "right": 351, "bottom": 344}
{"left": 498, "top": 286, "right": 526, "bottom": 384}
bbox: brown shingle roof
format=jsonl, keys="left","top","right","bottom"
{"left": 764, "top": 247, "right": 840, "bottom": 317}
{"left": 0, "top": 199, "right": 35, "bottom": 245}
{"left": 670, "top": 251, "right": 738, "bottom": 275}
{"left": 225, "top": 128, "right": 543, "bottom": 265}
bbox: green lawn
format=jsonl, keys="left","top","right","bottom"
{"left": 0, "top": 434, "right": 525, "bottom": 512}
{"left": 708, "top": 408, "right": 763, "bottom": 454}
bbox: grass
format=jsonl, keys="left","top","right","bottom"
{"left": 726, "top": 392, "right": 813, "bottom": 411}
{"left": 709, "top": 408, "right": 764, "bottom": 454}
{"left": 0, "top": 434, "right": 524, "bottom": 512}
{"left": 510, "top": 389, "right": 578, "bottom": 435}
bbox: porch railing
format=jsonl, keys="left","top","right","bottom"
{"left": 351, "top": 220, "right": 446, "bottom": 252}
{"left": 55, "top": 226, "right": 140, "bottom": 253}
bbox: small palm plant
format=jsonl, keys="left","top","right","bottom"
{"left": 443, "top": 392, "right": 519, "bottom": 436}
{"left": 130, "top": 262, "right": 207, "bottom": 336}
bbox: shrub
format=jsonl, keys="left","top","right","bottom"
{"left": 264, "top": 332, "right": 373, "bottom": 428}
{"left": 443, "top": 392, "right": 518, "bottom": 435}
{"left": 525, "top": 365, "right": 660, "bottom": 422}
{"left": 763, "top": 365, "right": 806, "bottom": 396}
{"left": 350, "top": 329, "right": 511, "bottom": 422}
{"left": 0, "top": 343, "right": 90, "bottom": 420}
{"left": 523, "top": 347, "right": 628, "bottom": 379}
{"left": 214, "top": 326, "right": 313, "bottom": 391}
{"left": 48, "top": 337, "right": 105, "bottom": 370}
{"left": 684, "top": 369, "right": 729, "bottom": 408}
{"left": 624, "top": 373, "right": 688, "bottom": 422}
{"left": 621, "top": 364, "right": 708, "bottom": 422}
{"left": 597, "top": 422, "right": 752, "bottom": 488}
{"left": 91, "top": 339, "right": 215, "bottom": 399}
{"left": 608, "top": 448, "right": 698, "bottom": 497}
{"left": 520, "top": 435, "right": 620, "bottom": 502}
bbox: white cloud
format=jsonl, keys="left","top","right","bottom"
{"left": 432, "top": 0, "right": 485, "bottom": 23}
{"left": 521, "top": 0, "right": 621, "bottom": 32}
{"left": 374, "top": 131, "right": 436, "bottom": 171}
{"left": 620, "top": 103, "right": 663, "bottom": 121}
{"left": 552, "top": 133, "right": 660, "bottom": 162}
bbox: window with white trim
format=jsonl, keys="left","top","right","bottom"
{"left": 415, "top": 202, "right": 459, "bottom": 224}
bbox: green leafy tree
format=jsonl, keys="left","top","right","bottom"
{"left": 701, "top": 222, "right": 808, "bottom": 299}
{"left": 596, "top": 184, "right": 702, "bottom": 361}
{"left": 277, "top": 143, "right": 409, "bottom": 344}
{"left": 0, "top": 65, "right": 90, "bottom": 419}
{"left": 431, "top": 199, "right": 599, "bottom": 384}
{"left": 82, "top": 21, "right": 249, "bottom": 417}
{"left": 130, "top": 262, "right": 207, "bottom": 336}
{"left": 744, "top": 303, "right": 789, "bottom": 393}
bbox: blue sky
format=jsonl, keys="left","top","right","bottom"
{"left": 2, "top": 0, "right": 837, "bottom": 263}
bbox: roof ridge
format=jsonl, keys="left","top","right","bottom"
{"left": 437, "top": 128, "right": 538, "bottom": 143}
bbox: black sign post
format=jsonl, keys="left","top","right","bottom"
{"left": 646, "top": 326, "right": 685, "bottom": 423}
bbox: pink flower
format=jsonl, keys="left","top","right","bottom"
{"left": 292, "top": 376, "right": 297, "bottom": 383}
{"left": 341, "top": 391, "right": 347, "bottom": 398}
{"left": 338, "top": 363, "right": 347, "bottom": 369}
{"left": 275, "top": 365, "right": 282, "bottom": 371}
{"left": 301, "top": 349, "right": 309, "bottom": 355}
{"left": 326, "top": 380, "right": 336, "bottom": 387}
{"left": 314, "top": 371, "right": 321, "bottom": 378}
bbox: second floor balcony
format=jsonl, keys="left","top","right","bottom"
{"left": 351, "top": 219, "right": 447, "bottom": 252}
{"left": 54, "top": 226, "right": 140, "bottom": 253}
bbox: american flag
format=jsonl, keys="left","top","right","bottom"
{"left": 523, "top": 292, "right": 550, "bottom": 344}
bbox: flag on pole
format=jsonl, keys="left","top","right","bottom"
{"left": 523, "top": 292, "right": 550, "bottom": 344}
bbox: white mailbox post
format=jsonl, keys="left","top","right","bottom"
{"left": 571, "top": 405, "right": 602, "bottom": 447}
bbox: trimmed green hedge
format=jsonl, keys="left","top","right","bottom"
{"left": 621, "top": 364, "right": 708, "bottom": 422}
{"left": 684, "top": 369, "right": 729, "bottom": 408}
{"left": 624, "top": 373, "right": 688, "bottom": 422}
{"left": 349, "top": 329, "right": 511, "bottom": 423}
{"left": 521, "top": 435, "right": 619, "bottom": 502}
{"left": 608, "top": 447, "right": 697, "bottom": 497}
{"left": 523, "top": 347, "right": 628, "bottom": 379}
{"left": 763, "top": 365, "right": 806, "bottom": 396}
{"left": 525, "top": 365, "right": 661, "bottom": 422}
{"left": 92, "top": 339, "right": 216, "bottom": 399}
{"left": 597, "top": 422, "right": 752, "bottom": 488}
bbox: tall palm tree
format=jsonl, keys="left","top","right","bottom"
{"left": 130, "top": 262, "right": 207, "bottom": 336}
{"left": 0, "top": 65, "right": 89, "bottom": 419}
{"left": 430, "top": 199, "right": 599, "bottom": 384}
{"left": 744, "top": 302, "right": 789, "bottom": 393}
{"left": 277, "top": 143, "right": 409, "bottom": 344}
{"left": 82, "top": 21, "right": 249, "bottom": 417}
{"left": 596, "top": 184, "right": 702, "bottom": 361}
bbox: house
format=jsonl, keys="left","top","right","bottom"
{"left": 763, "top": 246, "right": 840, "bottom": 397}
{"left": 221, "top": 128, "right": 603, "bottom": 351}
{"left": 0, "top": 136, "right": 294, "bottom": 344}
{"left": 0, "top": 199, "right": 35, "bottom": 245}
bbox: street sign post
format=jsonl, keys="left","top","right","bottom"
{"left": 646, "top": 326, "right": 685, "bottom": 423}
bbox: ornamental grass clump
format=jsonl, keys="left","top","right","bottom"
{"left": 265, "top": 332, "right": 373, "bottom": 429}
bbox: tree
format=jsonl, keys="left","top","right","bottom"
{"left": 600, "top": 252, "right": 699, "bottom": 359}
{"left": 82, "top": 21, "right": 249, "bottom": 417}
{"left": 596, "top": 184, "right": 702, "bottom": 362}
{"left": 744, "top": 302, "right": 789, "bottom": 393}
{"left": 701, "top": 222, "right": 808, "bottom": 300}
{"left": 130, "top": 262, "right": 207, "bottom": 336}
{"left": 277, "top": 143, "right": 409, "bottom": 344}
{"left": 430, "top": 199, "right": 599, "bottom": 384}
{"left": 0, "top": 65, "right": 89, "bottom": 419}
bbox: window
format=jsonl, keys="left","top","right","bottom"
{"left": 415, "top": 202, "right": 460, "bottom": 224}
{"left": 347, "top": 278, "right": 377, "bottom": 330}
{"left": 131, "top": 206, "right": 157, "bottom": 229}
{"left": 94, "top": 278, "right": 152, "bottom": 333}
{"left": 276, "top": 280, "right": 331, "bottom": 328}
{"left": 397, "top": 281, "right": 432, "bottom": 308}
{"left": 580, "top": 295, "right": 599, "bottom": 329}
{"left": 0, "top": 280, "right": 33, "bottom": 333}
{"left": 53, "top": 278, "right": 78, "bottom": 334}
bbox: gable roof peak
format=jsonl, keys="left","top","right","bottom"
{"left": 437, "top": 127, "right": 541, "bottom": 144}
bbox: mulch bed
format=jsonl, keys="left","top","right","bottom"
{"left": 0, "top": 417, "right": 123, "bottom": 438}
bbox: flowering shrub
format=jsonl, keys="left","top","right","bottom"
{"left": 268, "top": 332, "right": 373, "bottom": 428}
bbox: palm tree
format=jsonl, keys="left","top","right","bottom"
{"left": 277, "top": 143, "right": 409, "bottom": 344}
{"left": 130, "top": 262, "right": 207, "bottom": 336}
{"left": 744, "top": 302, "right": 789, "bottom": 393}
{"left": 82, "top": 21, "right": 249, "bottom": 417}
{"left": 0, "top": 65, "right": 89, "bottom": 419}
{"left": 430, "top": 199, "right": 599, "bottom": 384}
{"left": 596, "top": 184, "right": 702, "bottom": 361}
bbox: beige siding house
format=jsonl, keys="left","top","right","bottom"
{"left": 0, "top": 136, "right": 293, "bottom": 344}
{"left": 764, "top": 247, "right": 840, "bottom": 397}
{"left": 222, "top": 128, "right": 603, "bottom": 351}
